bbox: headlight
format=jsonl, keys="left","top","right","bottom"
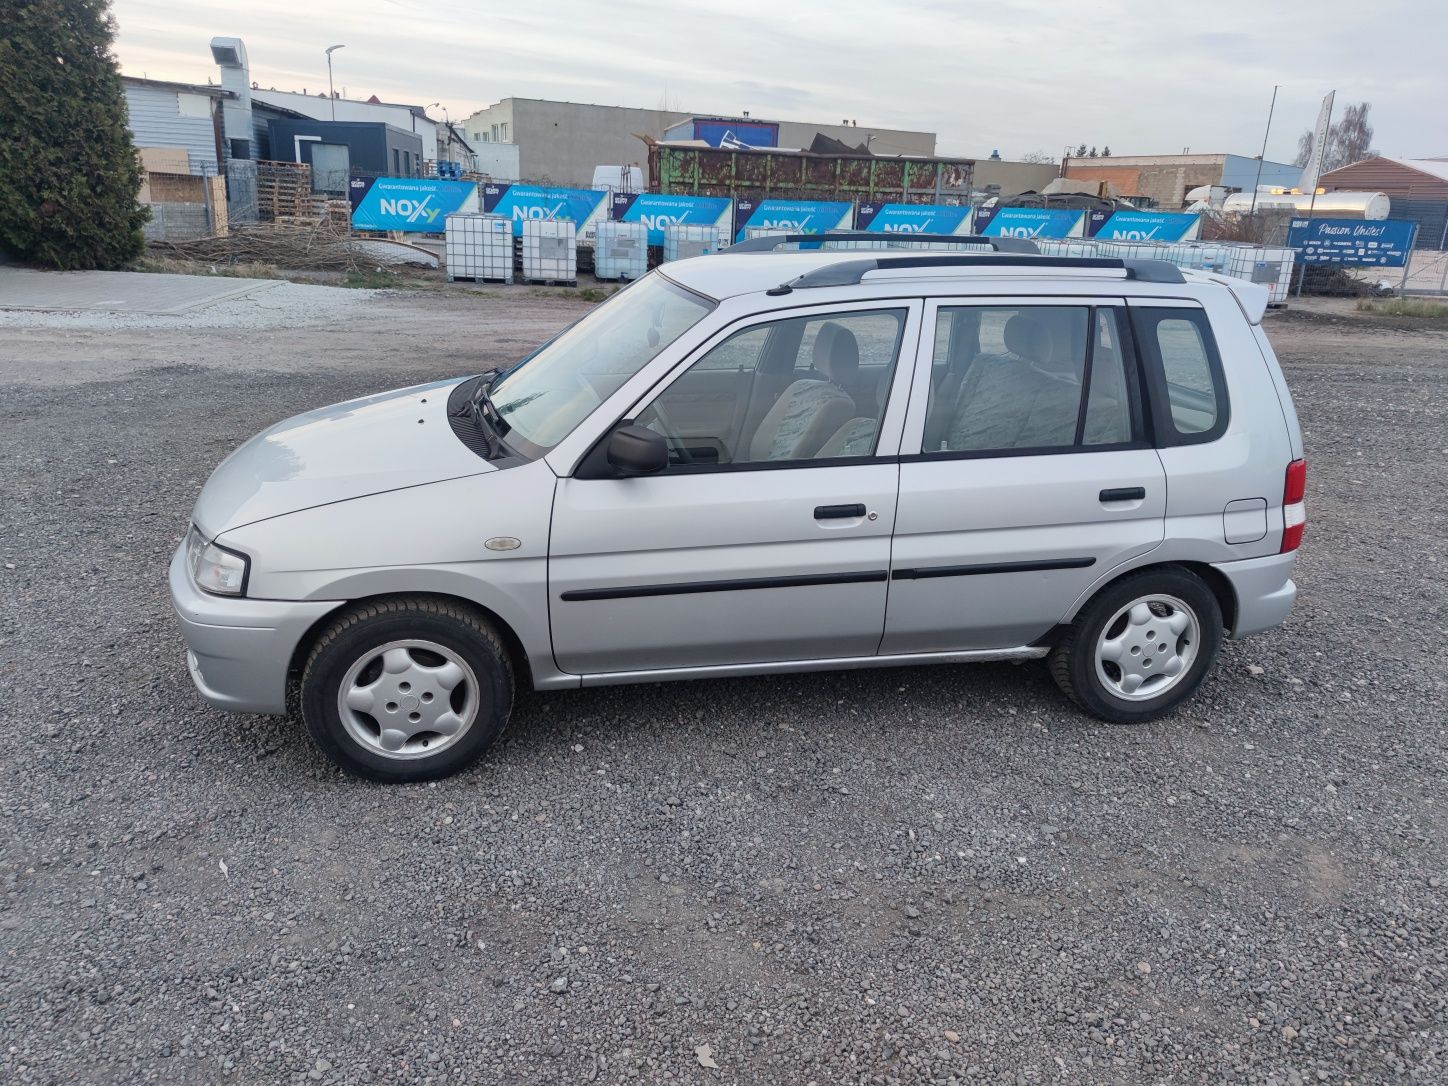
{"left": 187, "top": 527, "right": 250, "bottom": 596}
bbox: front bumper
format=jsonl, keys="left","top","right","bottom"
{"left": 168, "top": 542, "right": 343, "bottom": 715}
{"left": 1212, "top": 550, "right": 1298, "bottom": 638}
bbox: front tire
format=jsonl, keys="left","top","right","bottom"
{"left": 300, "top": 597, "right": 514, "bottom": 782}
{"left": 1049, "top": 568, "right": 1222, "bottom": 724}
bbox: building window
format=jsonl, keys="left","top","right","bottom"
{"left": 491, "top": 124, "right": 499, "bottom": 142}
{"left": 500, "top": 122, "right": 508, "bottom": 141}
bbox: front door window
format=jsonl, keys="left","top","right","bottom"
{"left": 634, "top": 308, "right": 907, "bottom": 470}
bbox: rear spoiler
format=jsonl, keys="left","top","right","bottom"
{"left": 1183, "top": 270, "right": 1270, "bottom": 324}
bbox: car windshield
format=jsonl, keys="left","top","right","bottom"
{"left": 488, "top": 274, "right": 714, "bottom": 453}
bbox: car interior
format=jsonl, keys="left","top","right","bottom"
{"left": 636, "top": 304, "right": 1140, "bottom": 468}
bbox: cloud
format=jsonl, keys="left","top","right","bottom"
{"left": 111, "top": 0, "right": 1448, "bottom": 159}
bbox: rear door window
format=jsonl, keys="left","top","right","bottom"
{"left": 919, "top": 305, "right": 1140, "bottom": 455}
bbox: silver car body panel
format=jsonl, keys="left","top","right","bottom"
{"left": 217, "top": 460, "right": 574, "bottom": 690}
{"left": 168, "top": 542, "right": 342, "bottom": 713}
{"left": 169, "top": 255, "right": 1304, "bottom": 713}
{"left": 575, "top": 646, "right": 1048, "bottom": 688}
{"left": 193, "top": 378, "right": 487, "bottom": 535}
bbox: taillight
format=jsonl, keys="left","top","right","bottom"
{"left": 1281, "top": 458, "right": 1307, "bottom": 552}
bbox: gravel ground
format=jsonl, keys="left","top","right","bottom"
{"left": 1, "top": 283, "right": 1446, "bottom": 1085}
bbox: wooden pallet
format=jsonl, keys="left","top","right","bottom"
{"left": 255, "top": 161, "right": 314, "bottom": 222}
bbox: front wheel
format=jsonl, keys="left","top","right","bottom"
{"left": 1049, "top": 568, "right": 1223, "bottom": 724}
{"left": 300, "top": 597, "right": 513, "bottom": 782}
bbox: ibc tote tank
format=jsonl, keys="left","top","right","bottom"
{"left": 1220, "top": 191, "right": 1390, "bottom": 219}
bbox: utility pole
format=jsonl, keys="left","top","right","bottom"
{"left": 1249, "top": 84, "right": 1279, "bottom": 215}
{"left": 325, "top": 44, "right": 346, "bottom": 120}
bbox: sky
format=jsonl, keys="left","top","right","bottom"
{"left": 112, "top": 0, "right": 1448, "bottom": 163}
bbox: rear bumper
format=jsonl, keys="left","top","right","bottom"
{"left": 1212, "top": 550, "right": 1298, "bottom": 638}
{"left": 168, "top": 542, "right": 342, "bottom": 715}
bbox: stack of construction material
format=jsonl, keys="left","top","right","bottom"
{"left": 255, "top": 161, "right": 313, "bottom": 222}
{"left": 594, "top": 221, "right": 647, "bottom": 281}
{"left": 663, "top": 223, "right": 727, "bottom": 262}
{"left": 307, "top": 195, "right": 353, "bottom": 229}
{"left": 521, "top": 220, "right": 577, "bottom": 285}
{"left": 445, "top": 214, "right": 513, "bottom": 282}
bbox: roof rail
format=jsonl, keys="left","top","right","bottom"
{"left": 763, "top": 253, "right": 1186, "bottom": 295}
{"left": 728, "top": 232, "right": 1041, "bottom": 255}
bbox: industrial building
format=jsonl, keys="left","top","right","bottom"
{"left": 1320, "top": 156, "right": 1448, "bottom": 248}
{"left": 456, "top": 98, "right": 937, "bottom": 187}
{"left": 263, "top": 118, "right": 425, "bottom": 192}
{"left": 1063, "top": 153, "right": 1302, "bottom": 208}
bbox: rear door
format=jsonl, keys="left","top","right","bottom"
{"left": 881, "top": 297, "right": 1167, "bottom": 653}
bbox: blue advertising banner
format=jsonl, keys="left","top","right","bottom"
{"left": 733, "top": 199, "right": 853, "bottom": 242}
{"left": 691, "top": 118, "right": 778, "bottom": 148}
{"left": 481, "top": 183, "right": 610, "bottom": 237}
{"left": 349, "top": 177, "right": 478, "bottom": 232}
{"left": 1287, "top": 217, "right": 1416, "bottom": 267}
{"left": 611, "top": 193, "right": 733, "bottom": 245}
{"left": 975, "top": 207, "right": 1086, "bottom": 239}
{"left": 856, "top": 202, "right": 974, "bottom": 234}
{"left": 1088, "top": 210, "right": 1200, "bottom": 241}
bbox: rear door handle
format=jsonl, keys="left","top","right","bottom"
{"left": 814, "top": 503, "right": 866, "bottom": 520}
{"left": 1100, "top": 487, "right": 1146, "bottom": 503}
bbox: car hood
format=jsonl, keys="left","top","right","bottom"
{"left": 193, "top": 378, "right": 494, "bottom": 535}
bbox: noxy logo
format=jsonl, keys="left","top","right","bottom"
{"left": 377, "top": 195, "right": 439, "bottom": 224}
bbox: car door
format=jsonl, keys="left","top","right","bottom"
{"left": 881, "top": 297, "right": 1167, "bottom": 654}
{"left": 548, "top": 301, "right": 922, "bottom": 676}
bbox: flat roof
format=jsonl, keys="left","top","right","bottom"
{"left": 120, "top": 75, "right": 232, "bottom": 98}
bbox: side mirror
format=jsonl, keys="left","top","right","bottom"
{"left": 606, "top": 424, "right": 668, "bottom": 476}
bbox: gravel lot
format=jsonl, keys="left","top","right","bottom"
{"left": 1, "top": 281, "right": 1446, "bottom": 1085}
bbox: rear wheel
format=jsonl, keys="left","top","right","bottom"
{"left": 301, "top": 598, "right": 513, "bottom": 782}
{"left": 1049, "top": 568, "right": 1222, "bottom": 723}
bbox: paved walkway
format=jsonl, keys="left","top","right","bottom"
{"left": 0, "top": 268, "right": 282, "bottom": 314}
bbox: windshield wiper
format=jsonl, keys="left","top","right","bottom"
{"left": 468, "top": 368, "right": 509, "bottom": 440}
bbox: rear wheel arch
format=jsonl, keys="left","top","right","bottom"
{"left": 1056, "top": 560, "right": 1238, "bottom": 642}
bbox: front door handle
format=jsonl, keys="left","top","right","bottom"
{"left": 1100, "top": 487, "right": 1146, "bottom": 503}
{"left": 814, "top": 503, "right": 867, "bottom": 520}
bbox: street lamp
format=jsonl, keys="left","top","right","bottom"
{"left": 325, "top": 44, "right": 346, "bottom": 120}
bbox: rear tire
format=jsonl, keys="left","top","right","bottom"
{"left": 300, "top": 597, "right": 513, "bottom": 782}
{"left": 1049, "top": 568, "right": 1222, "bottom": 724}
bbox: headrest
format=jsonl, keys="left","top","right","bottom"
{"left": 1003, "top": 313, "right": 1052, "bottom": 362}
{"left": 814, "top": 322, "right": 859, "bottom": 384}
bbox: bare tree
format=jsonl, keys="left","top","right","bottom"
{"left": 1294, "top": 129, "right": 1314, "bottom": 167}
{"left": 1333, "top": 102, "right": 1375, "bottom": 169}
{"left": 1019, "top": 149, "right": 1055, "bottom": 164}
{"left": 1295, "top": 101, "right": 1377, "bottom": 173}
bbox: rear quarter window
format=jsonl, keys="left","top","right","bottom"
{"left": 1131, "top": 307, "right": 1229, "bottom": 445}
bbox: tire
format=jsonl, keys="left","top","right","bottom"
{"left": 1048, "top": 567, "right": 1222, "bottom": 724}
{"left": 300, "top": 597, "right": 514, "bottom": 782}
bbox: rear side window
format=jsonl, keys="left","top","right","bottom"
{"left": 920, "top": 305, "right": 1139, "bottom": 455}
{"left": 1132, "top": 307, "right": 1229, "bottom": 444}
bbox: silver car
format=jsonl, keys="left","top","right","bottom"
{"left": 171, "top": 239, "right": 1305, "bottom": 781}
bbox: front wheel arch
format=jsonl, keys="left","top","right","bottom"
{"left": 286, "top": 592, "right": 533, "bottom": 704}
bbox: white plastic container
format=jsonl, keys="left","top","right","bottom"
{"left": 521, "top": 219, "right": 577, "bottom": 285}
{"left": 663, "top": 223, "right": 728, "bottom": 262}
{"left": 445, "top": 214, "right": 513, "bottom": 283}
{"left": 594, "top": 220, "right": 648, "bottom": 281}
